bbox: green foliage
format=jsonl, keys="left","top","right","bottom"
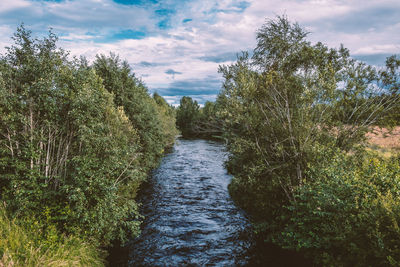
{"left": 153, "top": 92, "right": 179, "bottom": 147}
{"left": 0, "top": 204, "right": 104, "bottom": 267}
{"left": 176, "top": 97, "right": 223, "bottom": 138}
{"left": 0, "top": 27, "right": 141, "bottom": 245}
{"left": 196, "top": 101, "right": 223, "bottom": 138}
{"left": 176, "top": 96, "right": 201, "bottom": 137}
{"left": 377, "top": 55, "right": 400, "bottom": 126}
{"left": 276, "top": 150, "right": 400, "bottom": 266}
{"left": 220, "top": 14, "right": 399, "bottom": 212}
{"left": 219, "top": 16, "right": 400, "bottom": 266}
{"left": 0, "top": 24, "right": 177, "bottom": 258}
{"left": 93, "top": 54, "right": 170, "bottom": 171}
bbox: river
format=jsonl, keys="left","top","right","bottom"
{"left": 108, "top": 138, "right": 309, "bottom": 266}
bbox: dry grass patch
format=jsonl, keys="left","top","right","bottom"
{"left": 366, "top": 126, "right": 400, "bottom": 157}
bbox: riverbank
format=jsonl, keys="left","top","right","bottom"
{"left": 0, "top": 205, "right": 104, "bottom": 267}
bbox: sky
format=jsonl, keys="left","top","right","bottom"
{"left": 0, "top": 0, "right": 399, "bottom": 105}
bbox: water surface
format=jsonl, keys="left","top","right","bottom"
{"left": 128, "top": 139, "right": 253, "bottom": 266}
{"left": 109, "top": 139, "right": 310, "bottom": 266}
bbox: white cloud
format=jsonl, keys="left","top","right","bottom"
{"left": 60, "top": 33, "right": 96, "bottom": 41}
{"left": 0, "top": 0, "right": 31, "bottom": 13}
{"left": 355, "top": 44, "right": 400, "bottom": 55}
{"left": 0, "top": 0, "right": 399, "bottom": 103}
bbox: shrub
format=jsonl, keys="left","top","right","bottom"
{"left": 276, "top": 149, "right": 400, "bottom": 266}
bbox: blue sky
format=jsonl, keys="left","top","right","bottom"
{"left": 0, "top": 0, "right": 399, "bottom": 105}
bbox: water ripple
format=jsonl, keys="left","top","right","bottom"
{"left": 127, "top": 139, "right": 253, "bottom": 266}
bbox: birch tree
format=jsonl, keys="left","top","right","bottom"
{"left": 219, "top": 16, "right": 400, "bottom": 219}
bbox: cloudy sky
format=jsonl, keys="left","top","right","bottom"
{"left": 0, "top": 0, "right": 399, "bottom": 105}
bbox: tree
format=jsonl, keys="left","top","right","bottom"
{"left": 176, "top": 96, "right": 200, "bottom": 137}
{"left": 219, "top": 15, "right": 399, "bottom": 223}
{"left": 175, "top": 97, "right": 223, "bottom": 138}
{"left": 194, "top": 101, "right": 223, "bottom": 137}
{"left": 153, "top": 92, "right": 179, "bottom": 147}
{"left": 0, "top": 26, "right": 145, "bottom": 245}
{"left": 93, "top": 53, "right": 166, "bottom": 171}
{"left": 377, "top": 55, "right": 400, "bottom": 126}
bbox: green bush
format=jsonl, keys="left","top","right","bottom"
{"left": 276, "top": 149, "right": 400, "bottom": 266}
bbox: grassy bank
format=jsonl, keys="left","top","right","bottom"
{"left": 0, "top": 205, "right": 104, "bottom": 267}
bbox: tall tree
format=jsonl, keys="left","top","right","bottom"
{"left": 0, "top": 26, "right": 145, "bottom": 245}
{"left": 153, "top": 92, "right": 179, "bottom": 147}
{"left": 219, "top": 16, "right": 400, "bottom": 220}
{"left": 93, "top": 54, "right": 165, "bottom": 171}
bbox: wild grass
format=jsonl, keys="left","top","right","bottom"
{"left": 0, "top": 205, "right": 105, "bottom": 267}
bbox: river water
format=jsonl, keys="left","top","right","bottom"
{"left": 109, "top": 138, "right": 309, "bottom": 266}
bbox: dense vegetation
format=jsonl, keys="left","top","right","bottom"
{"left": 176, "top": 96, "right": 222, "bottom": 138}
{"left": 0, "top": 205, "right": 103, "bottom": 266}
{"left": 2, "top": 17, "right": 400, "bottom": 267}
{"left": 214, "top": 16, "right": 400, "bottom": 266}
{"left": 0, "top": 26, "right": 177, "bottom": 266}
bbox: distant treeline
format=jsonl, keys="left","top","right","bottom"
{"left": 0, "top": 26, "right": 177, "bottom": 265}
{"left": 176, "top": 96, "right": 223, "bottom": 139}
{"left": 176, "top": 16, "right": 400, "bottom": 266}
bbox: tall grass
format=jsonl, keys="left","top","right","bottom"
{"left": 0, "top": 205, "right": 105, "bottom": 267}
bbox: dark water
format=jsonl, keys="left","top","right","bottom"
{"left": 108, "top": 139, "right": 311, "bottom": 266}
